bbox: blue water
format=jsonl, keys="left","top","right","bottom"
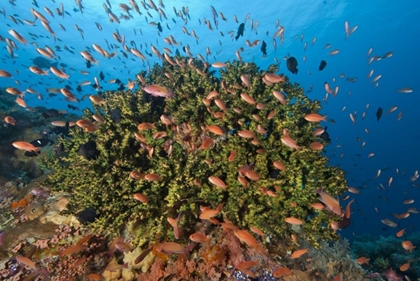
{"left": 1, "top": 0, "right": 420, "bottom": 242}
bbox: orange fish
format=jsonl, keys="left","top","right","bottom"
{"left": 310, "top": 142, "right": 324, "bottom": 151}
{"left": 0, "top": 70, "right": 12, "bottom": 77}
{"left": 281, "top": 136, "right": 301, "bottom": 151}
{"left": 273, "top": 267, "right": 292, "bottom": 278}
{"left": 238, "top": 130, "right": 255, "bottom": 139}
{"left": 144, "top": 173, "right": 161, "bottom": 181}
{"left": 208, "top": 176, "right": 227, "bottom": 189}
{"left": 250, "top": 226, "right": 265, "bottom": 237}
{"left": 396, "top": 228, "right": 406, "bottom": 238}
{"left": 285, "top": 217, "right": 303, "bottom": 225}
{"left": 16, "top": 256, "right": 37, "bottom": 270}
{"left": 310, "top": 202, "right": 325, "bottom": 210}
{"left": 316, "top": 188, "right": 342, "bottom": 216}
{"left": 156, "top": 242, "right": 184, "bottom": 254}
{"left": 236, "top": 260, "right": 258, "bottom": 270}
{"left": 402, "top": 240, "right": 416, "bottom": 252}
{"left": 234, "top": 229, "right": 265, "bottom": 253}
{"left": 345, "top": 199, "right": 355, "bottom": 219}
{"left": 76, "top": 120, "right": 97, "bottom": 132}
{"left": 4, "top": 116, "right": 16, "bottom": 125}
{"left": 400, "top": 262, "right": 410, "bottom": 271}
{"left": 289, "top": 249, "right": 308, "bottom": 259}
{"left": 199, "top": 203, "right": 224, "bottom": 220}
{"left": 240, "top": 93, "right": 256, "bottom": 105}
{"left": 228, "top": 150, "right": 237, "bottom": 162}
{"left": 8, "top": 29, "right": 27, "bottom": 45}
{"left": 15, "top": 97, "right": 27, "bottom": 108}
{"left": 167, "top": 213, "right": 182, "bottom": 239}
{"left": 12, "top": 141, "right": 40, "bottom": 152}
{"left": 133, "top": 193, "right": 148, "bottom": 204}
{"left": 304, "top": 113, "right": 327, "bottom": 122}
{"left": 50, "top": 67, "right": 69, "bottom": 79}
{"left": 356, "top": 256, "right": 370, "bottom": 265}
{"left": 189, "top": 232, "right": 210, "bottom": 243}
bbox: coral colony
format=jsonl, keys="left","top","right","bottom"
{"left": 1, "top": 53, "right": 399, "bottom": 280}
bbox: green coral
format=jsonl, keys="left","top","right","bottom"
{"left": 41, "top": 56, "right": 347, "bottom": 248}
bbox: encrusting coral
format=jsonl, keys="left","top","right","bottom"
{"left": 41, "top": 55, "right": 347, "bottom": 252}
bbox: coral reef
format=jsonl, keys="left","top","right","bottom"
{"left": 351, "top": 234, "right": 420, "bottom": 280}
{"left": 41, "top": 56, "right": 347, "bottom": 250}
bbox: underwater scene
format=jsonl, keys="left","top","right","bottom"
{"left": 0, "top": 0, "right": 419, "bottom": 280}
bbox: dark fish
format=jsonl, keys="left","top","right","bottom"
{"left": 175, "top": 49, "right": 180, "bottom": 56}
{"left": 78, "top": 140, "right": 99, "bottom": 160}
{"left": 340, "top": 216, "right": 351, "bottom": 229}
{"left": 99, "top": 71, "right": 105, "bottom": 81}
{"left": 235, "top": 23, "right": 245, "bottom": 41}
{"left": 67, "top": 104, "right": 78, "bottom": 110}
{"left": 65, "top": 85, "right": 73, "bottom": 90}
{"left": 110, "top": 108, "right": 122, "bottom": 123}
{"left": 32, "top": 0, "right": 39, "bottom": 7}
{"left": 77, "top": 207, "right": 97, "bottom": 224}
{"left": 318, "top": 126, "right": 331, "bottom": 142}
{"left": 319, "top": 60, "right": 327, "bottom": 71}
{"left": 91, "top": 83, "right": 103, "bottom": 90}
{"left": 376, "top": 107, "right": 383, "bottom": 121}
{"left": 42, "top": 109, "right": 60, "bottom": 118}
{"left": 15, "top": 117, "right": 32, "bottom": 127}
{"left": 76, "top": 85, "right": 82, "bottom": 93}
{"left": 31, "top": 56, "right": 58, "bottom": 69}
{"left": 260, "top": 40, "right": 267, "bottom": 56}
{"left": 157, "top": 22, "right": 162, "bottom": 32}
{"left": 30, "top": 138, "right": 53, "bottom": 147}
{"left": 86, "top": 60, "right": 92, "bottom": 68}
{"left": 286, "top": 56, "right": 298, "bottom": 74}
{"left": 59, "top": 62, "right": 68, "bottom": 67}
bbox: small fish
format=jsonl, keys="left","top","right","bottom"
{"left": 397, "top": 87, "right": 413, "bottom": 93}
{"left": 289, "top": 249, "right": 308, "bottom": 259}
{"left": 381, "top": 218, "right": 398, "bottom": 228}
{"left": 316, "top": 188, "right": 342, "bottom": 216}
{"left": 376, "top": 107, "right": 383, "bottom": 121}
{"left": 235, "top": 23, "right": 245, "bottom": 41}
{"left": 319, "top": 60, "right": 327, "bottom": 71}
{"left": 12, "top": 141, "right": 40, "bottom": 152}
{"left": 286, "top": 56, "right": 298, "bottom": 74}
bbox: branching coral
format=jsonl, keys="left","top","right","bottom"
{"left": 41, "top": 56, "right": 348, "bottom": 251}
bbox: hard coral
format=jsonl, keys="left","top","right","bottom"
{"left": 42, "top": 56, "right": 347, "bottom": 251}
